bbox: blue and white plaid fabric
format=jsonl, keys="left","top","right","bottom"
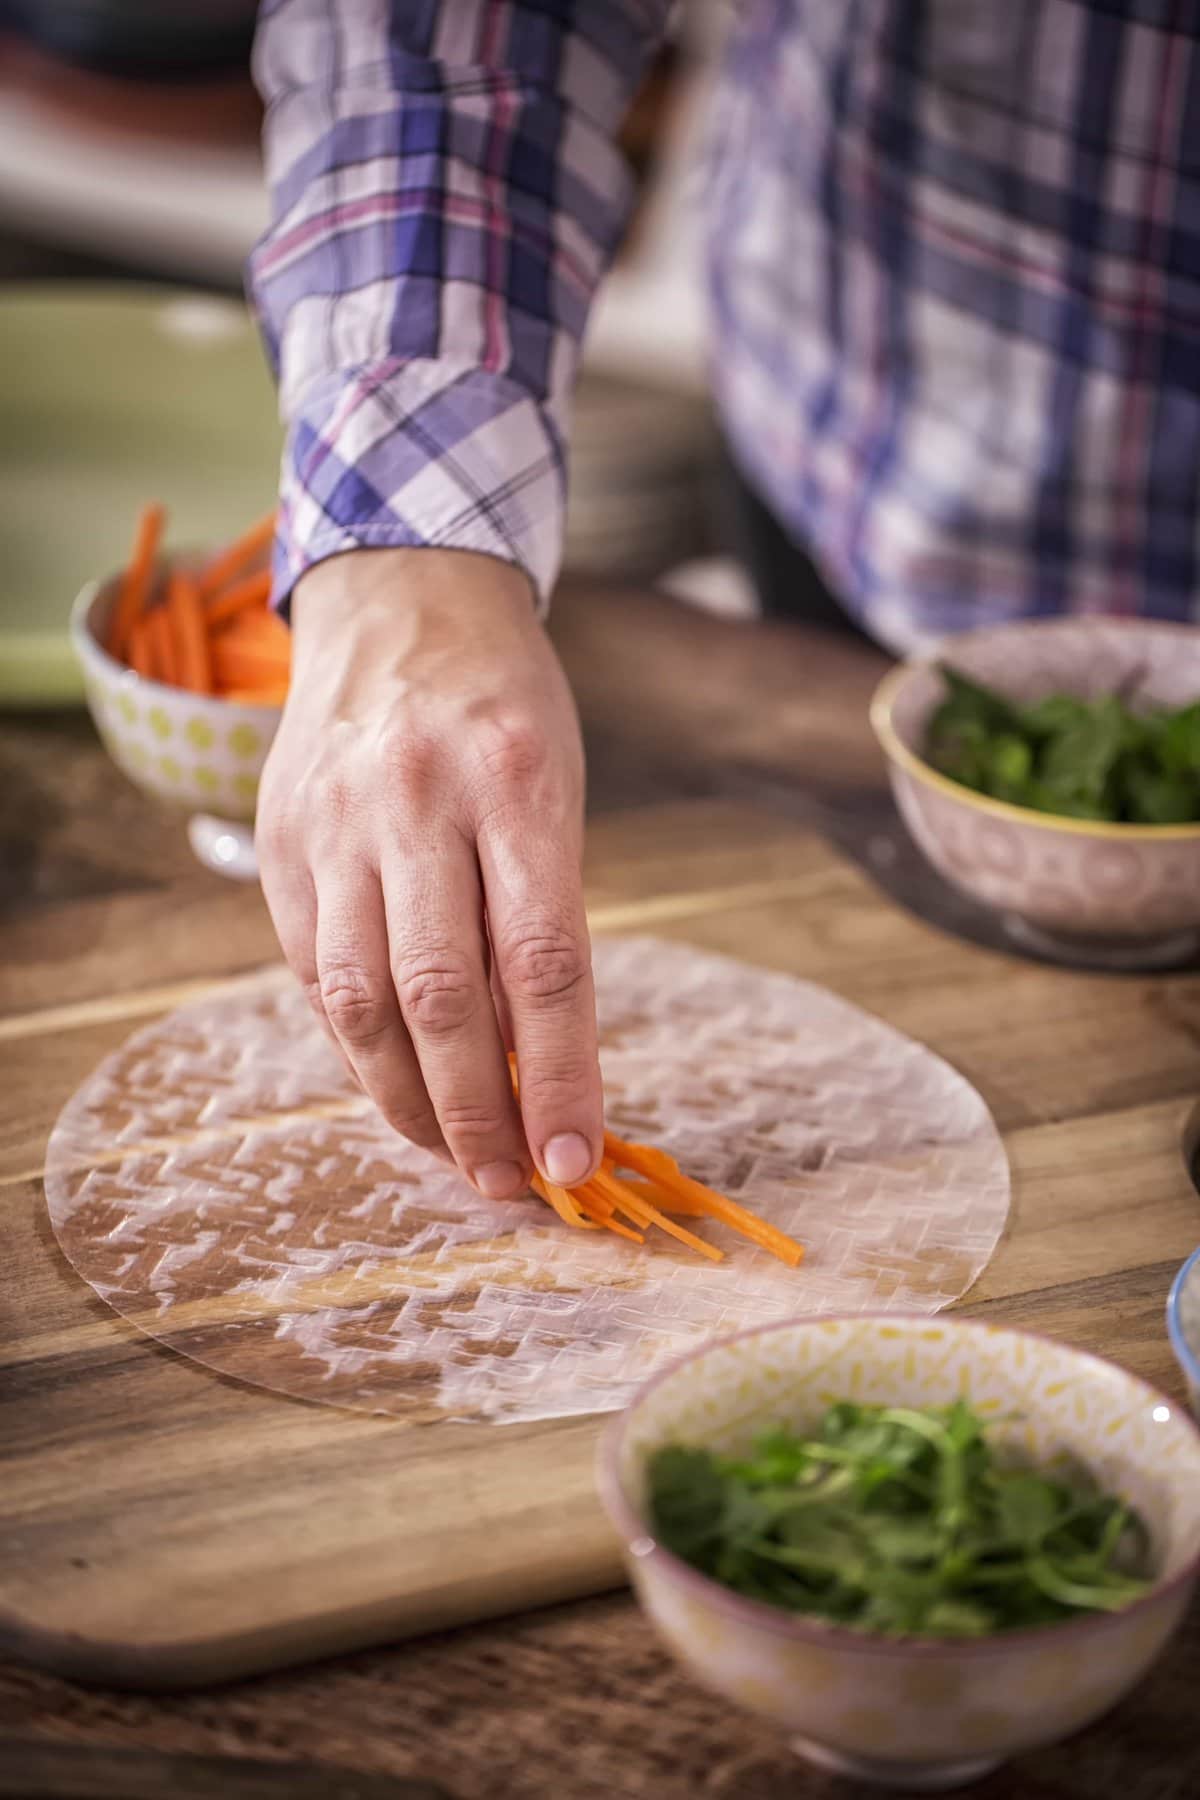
{"left": 250, "top": 1, "right": 1200, "bottom": 650}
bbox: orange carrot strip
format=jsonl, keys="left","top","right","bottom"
{"left": 211, "top": 639, "right": 290, "bottom": 690}
{"left": 212, "top": 610, "right": 291, "bottom": 662}
{"left": 108, "top": 502, "right": 166, "bottom": 657}
{"left": 619, "top": 1143, "right": 678, "bottom": 1182}
{"left": 166, "top": 570, "right": 211, "bottom": 694}
{"left": 568, "top": 1180, "right": 644, "bottom": 1238}
{"left": 570, "top": 1181, "right": 617, "bottom": 1221}
{"left": 127, "top": 617, "right": 154, "bottom": 680}
{"left": 221, "top": 684, "right": 290, "bottom": 706}
{"left": 570, "top": 1186, "right": 644, "bottom": 1244}
{"left": 588, "top": 1168, "right": 723, "bottom": 1263}
{"left": 574, "top": 1183, "right": 615, "bottom": 1217}
{"left": 622, "top": 1175, "right": 707, "bottom": 1217}
{"left": 530, "top": 1173, "right": 597, "bottom": 1230}
{"left": 664, "top": 1180, "right": 803, "bottom": 1266}
{"left": 196, "top": 512, "right": 276, "bottom": 601}
{"left": 511, "top": 1055, "right": 798, "bottom": 1264}
{"left": 604, "top": 1131, "right": 804, "bottom": 1267}
{"left": 204, "top": 569, "right": 272, "bottom": 629}
{"left": 214, "top": 605, "right": 290, "bottom": 643}
{"left": 146, "top": 603, "right": 177, "bottom": 688}
{"left": 585, "top": 1169, "right": 649, "bottom": 1222}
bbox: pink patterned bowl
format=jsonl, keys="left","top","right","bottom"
{"left": 871, "top": 620, "right": 1200, "bottom": 967}
{"left": 598, "top": 1315, "right": 1200, "bottom": 1792}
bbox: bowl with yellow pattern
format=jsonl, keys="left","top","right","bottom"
{"left": 598, "top": 1315, "right": 1200, "bottom": 1792}
{"left": 71, "top": 567, "right": 282, "bottom": 879}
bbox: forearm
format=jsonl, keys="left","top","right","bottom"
{"left": 249, "top": 0, "right": 669, "bottom": 611}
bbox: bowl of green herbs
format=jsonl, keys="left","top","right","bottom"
{"left": 598, "top": 1315, "right": 1200, "bottom": 1791}
{"left": 871, "top": 620, "right": 1200, "bottom": 966}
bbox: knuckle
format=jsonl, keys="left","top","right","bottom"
{"left": 316, "top": 964, "right": 393, "bottom": 1046}
{"left": 503, "top": 925, "right": 589, "bottom": 1004}
{"left": 471, "top": 718, "right": 552, "bottom": 816}
{"left": 436, "top": 1101, "right": 512, "bottom": 1147}
{"left": 394, "top": 954, "right": 480, "bottom": 1038}
{"left": 479, "top": 718, "right": 548, "bottom": 787}
{"left": 519, "top": 1058, "right": 597, "bottom": 1111}
{"left": 381, "top": 1104, "right": 444, "bottom": 1150}
{"left": 381, "top": 728, "right": 441, "bottom": 800}
{"left": 311, "top": 771, "right": 354, "bottom": 829}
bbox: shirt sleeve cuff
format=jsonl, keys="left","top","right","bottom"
{"left": 271, "top": 356, "right": 567, "bottom": 616}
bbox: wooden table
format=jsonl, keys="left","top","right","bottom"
{"left": 3, "top": 584, "right": 1200, "bottom": 1799}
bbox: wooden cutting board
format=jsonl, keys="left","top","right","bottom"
{"left": 3, "top": 798, "right": 1200, "bottom": 1689}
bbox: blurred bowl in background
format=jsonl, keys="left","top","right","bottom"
{"left": 1168, "top": 1248, "right": 1200, "bottom": 1421}
{"left": 71, "top": 567, "right": 281, "bottom": 880}
{"left": 871, "top": 620, "right": 1200, "bottom": 969}
{"left": 599, "top": 1314, "right": 1200, "bottom": 1791}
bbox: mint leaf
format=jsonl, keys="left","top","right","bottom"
{"left": 926, "top": 669, "right": 1200, "bottom": 824}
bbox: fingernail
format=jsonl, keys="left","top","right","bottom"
{"left": 542, "top": 1132, "right": 593, "bottom": 1187}
{"left": 473, "top": 1160, "right": 525, "bottom": 1201}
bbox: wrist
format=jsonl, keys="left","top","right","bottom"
{"left": 291, "top": 546, "right": 535, "bottom": 643}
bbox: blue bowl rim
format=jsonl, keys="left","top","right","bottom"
{"left": 1167, "top": 1247, "right": 1200, "bottom": 1391}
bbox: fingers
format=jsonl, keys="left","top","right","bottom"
{"left": 382, "top": 835, "right": 530, "bottom": 1198}
{"left": 478, "top": 821, "right": 602, "bottom": 1191}
{"left": 257, "top": 849, "right": 350, "bottom": 1062}
{"left": 259, "top": 808, "right": 532, "bottom": 1194}
{"left": 311, "top": 871, "right": 451, "bottom": 1160}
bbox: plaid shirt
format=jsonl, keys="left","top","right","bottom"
{"left": 250, "top": 1, "right": 1200, "bottom": 652}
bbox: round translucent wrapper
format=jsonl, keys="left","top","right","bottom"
{"left": 45, "top": 937, "right": 1010, "bottom": 1425}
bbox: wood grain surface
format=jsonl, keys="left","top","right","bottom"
{"left": 3, "top": 584, "right": 1200, "bottom": 1798}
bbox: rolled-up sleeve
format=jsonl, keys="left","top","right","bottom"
{"left": 249, "top": 0, "right": 667, "bottom": 611}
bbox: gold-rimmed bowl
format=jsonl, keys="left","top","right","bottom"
{"left": 871, "top": 620, "right": 1200, "bottom": 967}
{"left": 598, "top": 1315, "right": 1200, "bottom": 1792}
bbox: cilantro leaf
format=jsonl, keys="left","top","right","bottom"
{"left": 646, "top": 1402, "right": 1152, "bottom": 1638}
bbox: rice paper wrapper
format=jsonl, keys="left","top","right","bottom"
{"left": 45, "top": 937, "right": 1010, "bottom": 1425}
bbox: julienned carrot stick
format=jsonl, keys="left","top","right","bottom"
{"left": 211, "top": 636, "right": 290, "bottom": 691}
{"left": 623, "top": 1175, "right": 707, "bottom": 1216}
{"left": 588, "top": 1167, "right": 724, "bottom": 1263}
{"left": 221, "top": 684, "right": 290, "bottom": 705}
{"left": 549, "top": 1175, "right": 644, "bottom": 1243}
{"left": 108, "top": 502, "right": 165, "bottom": 657}
{"left": 205, "top": 569, "right": 271, "bottom": 629}
{"left": 166, "top": 570, "right": 211, "bottom": 694}
{"left": 127, "top": 617, "right": 154, "bottom": 680}
{"left": 604, "top": 1130, "right": 805, "bottom": 1267}
{"left": 196, "top": 511, "right": 276, "bottom": 601}
{"left": 212, "top": 610, "right": 291, "bottom": 660}
{"left": 216, "top": 608, "right": 290, "bottom": 645}
{"left": 508, "top": 1052, "right": 790, "bottom": 1264}
{"left": 530, "top": 1173, "right": 597, "bottom": 1230}
{"left": 146, "top": 604, "right": 176, "bottom": 687}
{"left": 571, "top": 1187, "right": 645, "bottom": 1243}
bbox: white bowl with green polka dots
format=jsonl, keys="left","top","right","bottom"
{"left": 71, "top": 570, "right": 282, "bottom": 879}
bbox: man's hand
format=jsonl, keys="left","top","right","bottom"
{"left": 256, "top": 548, "right": 602, "bottom": 1201}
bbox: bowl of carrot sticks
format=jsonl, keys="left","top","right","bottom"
{"left": 71, "top": 503, "right": 288, "bottom": 876}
